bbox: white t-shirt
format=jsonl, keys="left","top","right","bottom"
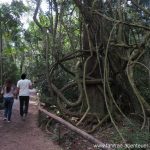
{"left": 17, "top": 79, "right": 32, "bottom": 96}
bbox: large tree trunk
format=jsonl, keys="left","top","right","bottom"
{"left": 74, "top": 0, "right": 144, "bottom": 118}
{"left": 80, "top": 0, "right": 106, "bottom": 116}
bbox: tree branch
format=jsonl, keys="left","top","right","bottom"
{"left": 33, "top": 0, "right": 43, "bottom": 31}
{"left": 39, "top": 106, "right": 113, "bottom": 150}
{"left": 131, "top": 0, "right": 150, "bottom": 16}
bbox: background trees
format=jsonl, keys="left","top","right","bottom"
{"left": 0, "top": 1, "right": 29, "bottom": 84}
{"left": 28, "top": 0, "right": 150, "bottom": 137}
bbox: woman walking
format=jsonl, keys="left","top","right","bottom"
{"left": 1, "top": 79, "right": 16, "bottom": 122}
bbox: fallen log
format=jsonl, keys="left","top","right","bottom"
{"left": 39, "top": 106, "right": 113, "bottom": 150}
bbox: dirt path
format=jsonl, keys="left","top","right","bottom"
{"left": 0, "top": 97, "right": 61, "bottom": 150}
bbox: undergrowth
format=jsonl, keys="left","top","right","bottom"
{"left": 112, "top": 119, "right": 150, "bottom": 150}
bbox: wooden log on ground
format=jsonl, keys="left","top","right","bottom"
{"left": 39, "top": 106, "right": 113, "bottom": 150}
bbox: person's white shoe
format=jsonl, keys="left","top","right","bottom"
{"left": 22, "top": 115, "right": 26, "bottom": 121}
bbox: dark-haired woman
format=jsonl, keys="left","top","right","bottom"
{"left": 1, "top": 79, "right": 16, "bottom": 122}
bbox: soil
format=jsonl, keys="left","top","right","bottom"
{"left": 1, "top": 93, "right": 148, "bottom": 150}
{"left": 0, "top": 97, "right": 61, "bottom": 150}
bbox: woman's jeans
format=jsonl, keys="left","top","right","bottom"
{"left": 4, "top": 97, "right": 14, "bottom": 121}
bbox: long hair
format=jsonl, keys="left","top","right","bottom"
{"left": 5, "top": 79, "right": 12, "bottom": 93}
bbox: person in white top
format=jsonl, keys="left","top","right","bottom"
{"left": 1, "top": 79, "right": 16, "bottom": 122}
{"left": 17, "top": 73, "right": 32, "bottom": 120}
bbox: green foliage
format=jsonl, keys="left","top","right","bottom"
{"left": 24, "top": 22, "right": 42, "bottom": 43}
{"left": 112, "top": 120, "right": 150, "bottom": 148}
{"left": 21, "top": 0, "right": 81, "bottom": 105}
{"left": 0, "top": 1, "right": 29, "bottom": 54}
{"left": 139, "top": 0, "right": 150, "bottom": 7}
{"left": 11, "top": 1, "right": 29, "bottom": 17}
{"left": 3, "top": 57, "right": 19, "bottom": 83}
{"left": 134, "top": 63, "right": 150, "bottom": 103}
{"left": 39, "top": 13, "right": 50, "bottom": 27}
{"left": 0, "top": 2, "right": 30, "bottom": 85}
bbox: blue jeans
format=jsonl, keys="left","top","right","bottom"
{"left": 4, "top": 97, "right": 14, "bottom": 121}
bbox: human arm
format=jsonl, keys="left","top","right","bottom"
{"left": 0, "top": 86, "right": 4, "bottom": 98}
{"left": 16, "top": 81, "right": 20, "bottom": 95}
{"left": 12, "top": 85, "right": 18, "bottom": 99}
{"left": 1, "top": 85, "right": 4, "bottom": 95}
{"left": 15, "top": 87, "right": 19, "bottom": 95}
{"left": 29, "top": 80, "right": 32, "bottom": 89}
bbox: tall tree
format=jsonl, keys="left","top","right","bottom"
{"left": 72, "top": 0, "right": 150, "bottom": 132}
{"left": 0, "top": 1, "right": 29, "bottom": 83}
{"left": 32, "top": 0, "right": 150, "bottom": 138}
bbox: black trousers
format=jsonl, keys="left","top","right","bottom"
{"left": 19, "top": 96, "right": 29, "bottom": 117}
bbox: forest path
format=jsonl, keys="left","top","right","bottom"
{"left": 0, "top": 95, "right": 61, "bottom": 150}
